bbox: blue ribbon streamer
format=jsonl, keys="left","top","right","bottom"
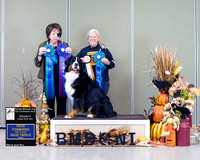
{"left": 56, "top": 43, "right": 71, "bottom": 97}
{"left": 93, "top": 51, "right": 106, "bottom": 89}
{"left": 44, "top": 44, "right": 58, "bottom": 99}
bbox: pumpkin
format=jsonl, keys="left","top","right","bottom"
{"left": 14, "top": 103, "right": 22, "bottom": 107}
{"left": 21, "top": 100, "right": 31, "bottom": 107}
{"left": 156, "top": 92, "right": 169, "bottom": 105}
{"left": 30, "top": 101, "right": 38, "bottom": 108}
{"left": 153, "top": 105, "right": 164, "bottom": 122}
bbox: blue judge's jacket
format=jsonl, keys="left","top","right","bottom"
{"left": 77, "top": 43, "right": 115, "bottom": 82}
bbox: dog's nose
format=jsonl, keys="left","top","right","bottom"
{"left": 74, "top": 63, "right": 78, "bottom": 68}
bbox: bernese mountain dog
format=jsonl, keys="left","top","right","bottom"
{"left": 64, "top": 56, "right": 117, "bottom": 118}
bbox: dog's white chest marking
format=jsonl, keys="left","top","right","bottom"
{"left": 65, "top": 72, "right": 79, "bottom": 104}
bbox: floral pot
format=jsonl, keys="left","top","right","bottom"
{"left": 188, "top": 114, "right": 192, "bottom": 127}
{"left": 176, "top": 119, "right": 190, "bottom": 146}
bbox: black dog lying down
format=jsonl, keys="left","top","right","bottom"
{"left": 64, "top": 56, "right": 117, "bottom": 118}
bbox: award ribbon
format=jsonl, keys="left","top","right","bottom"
{"left": 44, "top": 44, "right": 58, "bottom": 99}
{"left": 84, "top": 55, "right": 95, "bottom": 80}
{"left": 56, "top": 43, "right": 72, "bottom": 97}
{"left": 93, "top": 51, "right": 106, "bottom": 89}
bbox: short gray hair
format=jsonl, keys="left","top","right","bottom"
{"left": 87, "top": 29, "right": 100, "bottom": 39}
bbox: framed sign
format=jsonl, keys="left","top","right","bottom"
{"left": 6, "top": 107, "right": 36, "bottom": 146}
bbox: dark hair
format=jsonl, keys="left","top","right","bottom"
{"left": 46, "top": 23, "right": 62, "bottom": 39}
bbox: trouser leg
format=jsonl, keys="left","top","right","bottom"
{"left": 103, "top": 81, "right": 110, "bottom": 95}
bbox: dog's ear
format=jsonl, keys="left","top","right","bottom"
{"left": 78, "top": 57, "right": 87, "bottom": 74}
{"left": 81, "top": 61, "right": 87, "bottom": 74}
{"left": 65, "top": 56, "right": 73, "bottom": 72}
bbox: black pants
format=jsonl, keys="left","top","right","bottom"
{"left": 103, "top": 81, "right": 110, "bottom": 95}
{"left": 43, "top": 78, "right": 67, "bottom": 119}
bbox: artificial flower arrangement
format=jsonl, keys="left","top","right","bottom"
{"left": 13, "top": 71, "right": 41, "bottom": 108}
{"left": 161, "top": 77, "right": 200, "bottom": 136}
{"left": 149, "top": 46, "right": 200, "bottom": 139}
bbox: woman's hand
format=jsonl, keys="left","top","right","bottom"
{"left": 66, "top": 47, "right": 72, "bottom": 54}
{"left": 101, "top": 58, "right": 110, "bottom": 65}
{"left": 37, "top": 47, "right": 46, "bottom": 61}
{"left": 39, "top": 47, "right": 47, "bottom": 55}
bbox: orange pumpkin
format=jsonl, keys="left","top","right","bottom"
{"left": 153, "top": 105, "right": 164, "bottom": 122}
{"left": 30, "top": 101, "right": 38, "bottom": 108}
{"left": 156, "top": 92, "right": 169, "bottom": 105}
{"left": 14, "top": 103, "right": 22, "bottom": 107}
{"left": 21, "top": 100, "right": 31, "bottom": 107}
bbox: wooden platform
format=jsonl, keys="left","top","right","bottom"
{"left": 50, "top": 114, "right": 150, "bottom": 144}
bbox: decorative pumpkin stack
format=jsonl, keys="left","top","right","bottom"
{"left": 39, "top": 93, "right": 50, "bottom": 144}
{"left": 153, "top": 92, "right": 168, "bottom": 122}
{"left": 150, "top": 91, "right": 169, "bottom": 141}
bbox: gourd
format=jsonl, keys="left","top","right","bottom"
{"left": 156, "top": 92, "right": 169, "bottom": 105}
{"left": 153, "top": 105, "right": 164, "bottom": 122}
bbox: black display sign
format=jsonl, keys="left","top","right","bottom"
{"left": 6, "top": 107, "right": 36, "bottom": 146}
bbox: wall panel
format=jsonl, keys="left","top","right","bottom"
{"left": 70, "top": 0, "right": 132, "bottom": 114}
{"left": 0, "top": 0, "right": 2, "bottom": 126}
{"left": 134, "top": 0, "right": 195, "bottom": 116}
{"left": 4, "top": 0, "right": 66, "bottom": 121}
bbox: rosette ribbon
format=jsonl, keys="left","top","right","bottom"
{"left": 93, "top": 51, "right": 106, "bottom": 89}
{"left": 44, "top": 44, "right": 58, "bottom": 99}
{"left": 56, "top": 43, "right": 71, "bottom": 97}
{"left": 84, "top": 55, "right": 95, "bottom": 80}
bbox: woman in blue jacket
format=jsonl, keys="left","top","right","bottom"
{"left": 77, "top": 29, "right": 115, "bottom": 95}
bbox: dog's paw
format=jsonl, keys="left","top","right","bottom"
{"left": 64, "top": 115, "right": 72, "bottom": 119}
{"left": 87, "top": 114, "right": 94, "bottom": 118}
